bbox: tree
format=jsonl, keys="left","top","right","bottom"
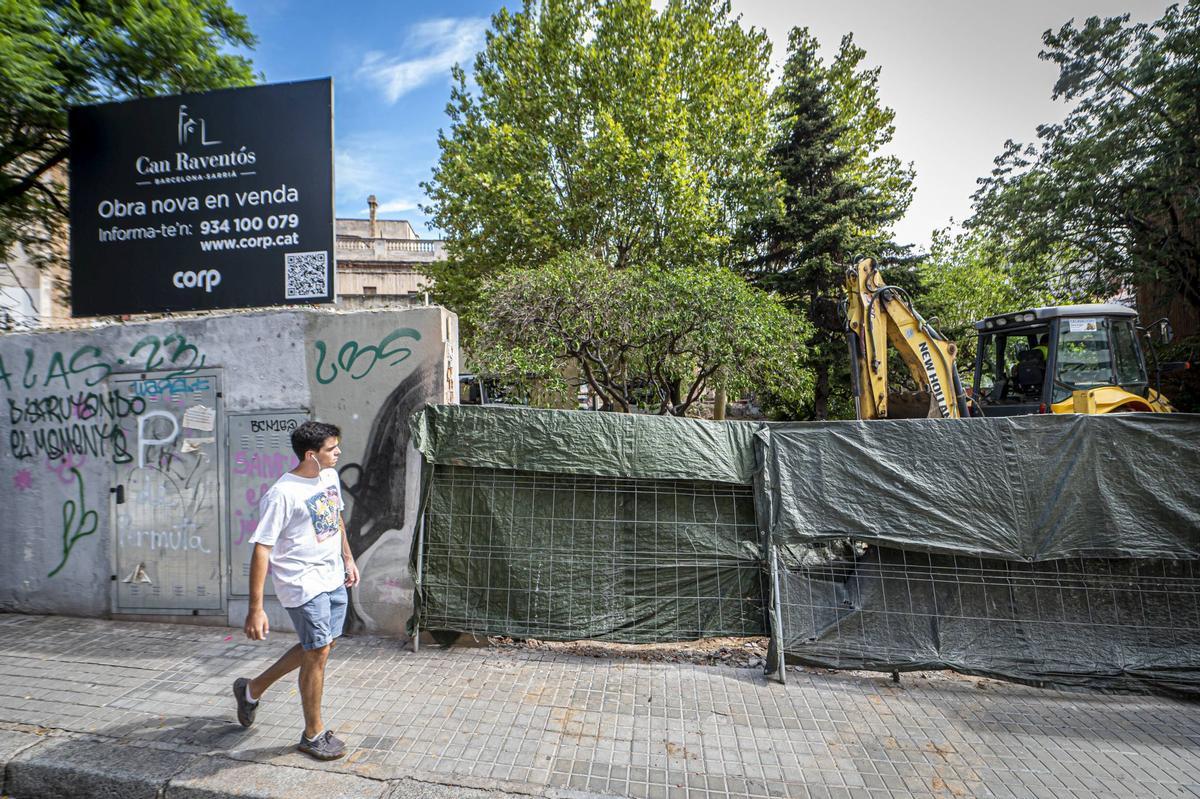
{"left": 421, "top": 0, "right": 775, "bottom": 317}
{"left": 739, "top": 28, "right": 908, "bottom": 420}
{"left": 825, "top": 34, "right": 915, "bottom": 255}
{"left": 472, "top": 252, "right": 810, "bottom": 416}
{"left": 913, "top": 225, "right": 1085, "bottom": 371}
{"left": 971, "top": 2, "right": 1200, "bottom": 315}
{"left": 0, "top": 0, "right": 257, "bottom": 272}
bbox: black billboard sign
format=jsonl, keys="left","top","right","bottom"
{"left": 69, "top": 79, "right": 334, "bottom": 316}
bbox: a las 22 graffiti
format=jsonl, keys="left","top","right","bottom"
{"left": 0, "top": 332, "right": 208, "bottom": 393}
{"left": 313, "top": 328, "right": 421, "bottom": 384}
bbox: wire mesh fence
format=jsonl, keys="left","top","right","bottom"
{"left": 415, "top": 465, "right": 766, "bottom": 643}
{"left": 775, "top": 540, "right": 1200, "bottom": 692}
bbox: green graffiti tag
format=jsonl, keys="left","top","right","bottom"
{"left": 0, "top": 333, "right": 208, "bottom": 393}
{"left": 129, "top": 333, "right": 207, "bottom": 379}
{"left": 47, "top": 468, "right": 98, "bottom": 578}
{"left": 313, "top": 328, "right": 421, "bottom": 385}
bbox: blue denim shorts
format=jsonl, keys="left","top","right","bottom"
{"left": 285, "top": 585, "right": 347, "bottom": 650}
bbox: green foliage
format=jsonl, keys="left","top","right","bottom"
{"left": 825, "top": 34, "right": 915, "bottom": 253}
{"left": 473, "top": 252, "right": 811, "bottom": 415}
{"left": 971, "top": 2, "right": 1200, "bottom": 314}
{"left": 740, "top": 28, "right": 909, "bottom": 420}
{"left": 1154, "top": 335, "right": 1200, "bottom": 412}
{"left": 0, "top": 0, "right": 257, "bottom": 268}
{"left": 421, "top": 0, "right": 775, "bottom": 318}
{"left": 913, "top": 226, "right": 1088, "bottom": 370}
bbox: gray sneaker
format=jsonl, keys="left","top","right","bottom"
{"left": 298, "top": 730, "right": 347, "bottom": 760}
{"left": 232, "top": 677, "right": 258, "bottom": 727}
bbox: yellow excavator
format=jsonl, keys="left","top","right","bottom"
{"left": 843, "top": 258, "right": 1178, "bottom": 419}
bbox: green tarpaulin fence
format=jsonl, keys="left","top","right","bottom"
{"left": 409, "top": 405, "right": 1200, "bottom": 695}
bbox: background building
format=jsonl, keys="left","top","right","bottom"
{"left": 336, "top": 195, "right": 447, "bottom": 308}
{"left": 0, "top": 242, "right": 69, "bottom": 331}
{"left": 0, "top": 166, "right": 70, "bottom": 330}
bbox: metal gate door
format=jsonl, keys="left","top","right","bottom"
{"left": 226, "top": 410, "right": 307, "bottom": 596}
{"left": 112, "top": 371, "right": 223, "bottom": 613}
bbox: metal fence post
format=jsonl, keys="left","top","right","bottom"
{"left": 770, "top": 544, "right": 786, "bottom": 684}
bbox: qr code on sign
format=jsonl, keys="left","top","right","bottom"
{"left": 284, "top": 251, "right": 329, "bottom": 299}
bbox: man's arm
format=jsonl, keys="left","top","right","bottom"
{"left": 340, "top": 515, "right": 360, "bottom": 588}
{"left": 244, "top": 543, "right": 272, "bottom": 640}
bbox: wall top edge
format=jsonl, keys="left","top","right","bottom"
{"left": 0, "top": 304, "right": 454, "bottom": 341}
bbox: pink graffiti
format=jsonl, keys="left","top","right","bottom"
{"left": 47, "top": 454, "right": 87, "bottom": 484}
{"left": 233, "top": 482, "right": 272, "bottom": 546}
{"left": 14, "top": 470, "right": 34, "bottom": 491}
{"left": 233, "top": 451, "right": 297, "bottom": 479}
{"left": 232, "top": 449, "right": 297, "bottom": 546}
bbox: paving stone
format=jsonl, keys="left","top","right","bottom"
{"left": 2, "top": 614, "right": 1200, "bottom": 799}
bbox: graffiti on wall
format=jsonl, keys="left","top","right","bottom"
{"left": 47, "top": 467, "right": 97, "bottom": 578}
{"left": 5, "top": 336, "right": 209, "bottom": 465}
{"left": 9, "top": 388, "right": 145, "bottom": 463}
{"left": 313, "top": 328, "right": 421, "bottom": 385}
{"left": 227, "top": 411, "right": 307, "bottom": 595}
{"left": 0, "top": 334, "right": 207, "bottom": 392}
{"left": 337, "top": 365, "right": 439, "bottom": 633}
{"left": 232, "top": 447, "right": 298, "bottom": 546}
{"left": 0, "top": 334, "right": 212, "bottom": 581}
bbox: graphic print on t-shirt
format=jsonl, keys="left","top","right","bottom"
{"left": 305, "top": 485, "right": 341, "bottom": 542}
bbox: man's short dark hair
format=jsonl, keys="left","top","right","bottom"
{"left": 292, "top": 421, "right": 341, "bottom": 459}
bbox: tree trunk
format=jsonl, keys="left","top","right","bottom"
{"left": 663, "top": 377, "right": 686, "bottom": 415}
{"left": 713, "top": 388, "right": 727, "bottom": 420}
{"left": 1180, "top": 259, "right": 1200, "bottom": 317}
{"left": 811, "top": 362, "right": 830, "bottom": 421}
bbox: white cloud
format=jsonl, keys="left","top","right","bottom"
{"left": 334, "top": 148, "right": 378, "bottom": 200}
{"left": 353, "top": 198, "right": 419, "bottom": 216}
{"left": 357, "top": 17, "right": 489, "bottom": 104}
{"left": 375, "top": 198, "right": 419, "bottom": 214}
{"left": 334, "top": 133, "right": 435, "bottom": 223}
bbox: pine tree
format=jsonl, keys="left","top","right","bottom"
{"left": 741, "top": 28, "right": 904, "bottom": 419}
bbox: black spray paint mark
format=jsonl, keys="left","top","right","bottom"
{"left": 338, "top": 362, "right": 439, "bottom": 633}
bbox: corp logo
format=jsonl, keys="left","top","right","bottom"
{"left": 173, "top": 269, "right": 222, "bottom": 292}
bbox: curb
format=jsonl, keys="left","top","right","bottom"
{"left": 0, "top": 725, "right": 622, "bottom": 799}
{"left": 7, "top": 734, "right": 195, "bottom": 799}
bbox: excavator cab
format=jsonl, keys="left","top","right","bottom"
{"left": 971, "top": 305, "right": 1175, "bottom": 415}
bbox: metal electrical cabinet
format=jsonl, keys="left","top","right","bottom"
{"left": 110, "top": 371, "right": 225, "bottom": 614}
{"left": 225, "top": 410, "right": 308, "bottom": 596}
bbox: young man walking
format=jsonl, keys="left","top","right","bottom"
{"left": 232, "top": 420, "right": 360, "bottom": 760}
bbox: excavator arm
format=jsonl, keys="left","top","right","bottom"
{"left": 843, "top": 258, "right": 970, "bottom": 419}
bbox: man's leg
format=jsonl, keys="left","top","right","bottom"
{"left": 247, "top": 643, "right": 305, "bottom": 700}
{"left": 299, "top": 643, "right": 331, "bottom": 739}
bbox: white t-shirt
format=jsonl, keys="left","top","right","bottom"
{"left": 249, "top": 468, "right": 346, "bottom": 608}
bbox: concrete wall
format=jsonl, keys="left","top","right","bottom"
{"left": 0, "top": 306, "right": 457, "bottom": 637}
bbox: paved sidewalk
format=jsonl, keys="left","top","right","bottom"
{"left": 0, "top": 614, "right": 1197, "bottom": 799}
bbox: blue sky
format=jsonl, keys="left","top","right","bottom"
{"left": 231, "top": 0, "right": 1174, "bottom": 249}
{"left": 230, "top": 0, "right": 493, "bottom": 232}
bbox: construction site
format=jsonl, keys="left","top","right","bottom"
{"left": 4, "top": 2, "right": 1200, "bottom": 794}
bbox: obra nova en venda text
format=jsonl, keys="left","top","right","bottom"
{"left": 92, "top": 184, "right": 302, "bottom": 253}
